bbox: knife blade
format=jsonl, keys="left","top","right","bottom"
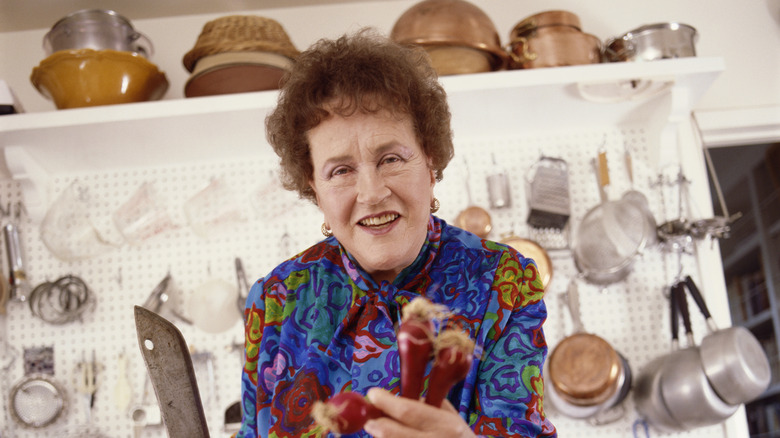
{"left": 134, "top": 305, "right": 210, "bottom": 437}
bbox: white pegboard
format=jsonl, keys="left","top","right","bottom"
{"left": 0, "top": 127, "right": 735, "bottom": 438}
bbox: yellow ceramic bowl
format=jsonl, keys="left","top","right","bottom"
{"left": 31, "top": 49, "right": 168, "bottom": 109}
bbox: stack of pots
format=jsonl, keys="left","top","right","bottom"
{"left": 181, "top": 15, "right": 300, "bottom": 97}
{"left": 634, "top": 277, "right": 771, "bottom": 432}
{"left": 30, "top": 9, "right": 168, "bottom": 109}
{"left": 390, "top": 0, "right": 507, "bottom": 76}
{"left": 507, "top": 10, "right": 602, "bottom": 69}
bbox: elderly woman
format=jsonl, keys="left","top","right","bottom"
{"left": 237, "top": 29, "right": 556, "bottom": 438}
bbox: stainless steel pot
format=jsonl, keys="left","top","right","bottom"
{"left": 682, "top": 276, "right": 771, "bottom": 405}
{"left": 633, "top": 286, "right": 684, "bottom": 432}
{"left": 660, "top": 283, "right": 738, "bottom": 429}
{"left": 604, "top": 22, "right": 697, "bottom": 62}
{"left": 43, "top": 9, "right": 153, "bottom": 57}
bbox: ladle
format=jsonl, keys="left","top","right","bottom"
{"left": 455, "top": 158, "right": 492, "bottom": 237}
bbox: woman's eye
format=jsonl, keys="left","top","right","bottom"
{"left": 331, "top": 167, "right": 349, "bottom": 177}
{"left": 380, "top": 155, "right": 401, "bottom": 166}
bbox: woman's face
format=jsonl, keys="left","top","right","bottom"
{"left": 308, "top": 108, "right": 435, "bottom": 284}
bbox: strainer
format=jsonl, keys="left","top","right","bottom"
{"left": 573, "top": 149, "right": 654, "bottom": 285}
{"left": 9, "top": 374, "right": 66, "bottom": 428}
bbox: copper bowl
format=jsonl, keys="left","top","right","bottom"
{"left": 390, "top": 0, "right": 506, "bottom": 74}
{"left": 31, "top": 49, "right": 168, "bottom": 109}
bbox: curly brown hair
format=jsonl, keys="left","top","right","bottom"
{"left": 265, "top": 28, "right": 454, "bottom": 203}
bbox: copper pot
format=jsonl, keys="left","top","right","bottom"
{"left": 508, "top": 10, "right": 601, "bottom": 69}
{"left": 390, "top": 0, "right": 507, "bottom": 74}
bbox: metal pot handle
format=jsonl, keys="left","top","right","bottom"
{"left": 129, "top": 31, "right": 154, "bottom": 58}
{"left": 675, "top": 281, "right": 695, "bottom": 346}
{"left": 670, "top": 283, "right": 680, "bottom": 350}
{"left": 566, "top": 278, "right": 585, "bottom": 333}
{"left": 683, "top": 275, "right": 719, "bottom": 333}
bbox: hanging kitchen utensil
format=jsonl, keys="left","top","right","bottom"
{"left": 454, "top": 158, "right": 492, "bottom": 238}
{"left": 4, "top": 217, "right": 32, "bottom": 302}
{"left": 526, "top": 156, "right": 571, "bottom": 230}
{"left": 486, "top": 156, "right": 511, "bottom": 209}
{"left": 681, "top": 275, "right": 771, "bottom": 405}
{"left": 9, "top": 374, "right": 67, "bottom": 428}
{"left": 28, "top": 274, "right": 94, "bottom": 325}
{"left": 547, "top": 280, "right": 630, "bottom": 419}
{"left": 0, "top": 271, "right": 9, "bottom": 314}
{"left": 622, "top": 142, "right": 658, "bottom": 247}
{"left": 134, "top": 305, "right": 210, "bottom": 438}
{"left": 633, "top": 284, "right": 684, "bottom": 432}
{"left": 141, "top": 273, "right": 191, "bottom": 324}
{"left": 660, "top": 282, "right": 738, "bottom": 430}
{"left": 573, "top": 148, "right": 653, "bottom": 285}
{"left": 187, "top": 277, "right": 239, "bottom": 334}
{"left": 235, "top": 257, "right": 251, "bottom": 316}
{"left": 113, "top": 351, "right": 133, "bottom": 412}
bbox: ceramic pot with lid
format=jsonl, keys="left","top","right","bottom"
{"left": 604, "top": 22, "right": 697, "bottom": 62}
{"left": 43, "top": 9, "right": 153, "bottom": 58}
{"left": 507, "top": 10, "right": 601, "bottom": 69}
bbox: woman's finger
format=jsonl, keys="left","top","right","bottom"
{"left": 366, "top": 388, "right": 475, "bottom": 437}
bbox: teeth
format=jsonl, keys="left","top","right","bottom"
{"left": 360, "top": 214, "right": 398, "bottom": 227}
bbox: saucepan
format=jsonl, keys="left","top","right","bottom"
{"left": 604, "top": 22, "right": 697, "bottom": 62}
{"left": 681, "top": 275, "right": 771, "bottom": 405}
{"left": 660, "top": 282, "right": 738, "bottom": 430}
{"left": 546, "top": 280, "right": 631, "bottom": 421}
{"left": 633, "top": 284, "right": 684, "bottom": 432}
{"left": 634, "top": 283, "right": 737, "bottom": 432}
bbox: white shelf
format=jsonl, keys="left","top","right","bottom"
{"left": 0, "top": 57, "right": 723, "bottom": 222}
{"left": 0, "top": 57, "right": 724, "bottom": 175}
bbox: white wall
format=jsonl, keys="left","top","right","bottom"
{"left": 1, "top": 0, "right": 779, "bottom": 114}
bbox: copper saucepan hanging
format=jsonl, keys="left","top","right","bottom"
{"left": 547, "top": 280, "right": 630, "bottom": 420}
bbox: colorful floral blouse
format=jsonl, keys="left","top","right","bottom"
{"left": 237, "top": 215, "right": 557, "bottom": 437}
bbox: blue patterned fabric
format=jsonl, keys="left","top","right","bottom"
{"left": 237, "top": 215, "right": 556, "bottom": 437}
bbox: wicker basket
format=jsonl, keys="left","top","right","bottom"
{"left": 183, "top": 15, "right": 299, "bottom": 72}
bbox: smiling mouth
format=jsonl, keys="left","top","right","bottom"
{"left": 359, "top": 213, "right": 399, "bottom": 227}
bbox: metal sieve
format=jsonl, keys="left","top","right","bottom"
{"left": 9, "top": 374, "right": 66, "bottom": 428}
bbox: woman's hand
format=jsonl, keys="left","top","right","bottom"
{"left": 363, "top": 388, "right": 476, "bottom": 438}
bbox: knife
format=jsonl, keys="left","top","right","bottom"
{"left": 134, "top": 305, "right": 210, "bottom": 437}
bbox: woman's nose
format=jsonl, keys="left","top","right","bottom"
{"left": 356, "top": 170, "right": 391, "bottom": 205}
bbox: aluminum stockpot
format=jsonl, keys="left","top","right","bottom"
{"left": 43, "top": 9, "right": 153, "bottom": 57}
{"left": 508, "top": 10, "right": 601, "bottom": 69}
{"left": 604, "top": 22, "right": 697, "bottom": 62}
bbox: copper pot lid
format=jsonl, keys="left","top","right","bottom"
{"left": 510, "top": 10, "right": 582, "bottom": 39}
{"left": 499, "top": 236, "right": 552, "bottom": 290}
{"left": 548, "top": 332, "right": 621, "bottom": 406}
